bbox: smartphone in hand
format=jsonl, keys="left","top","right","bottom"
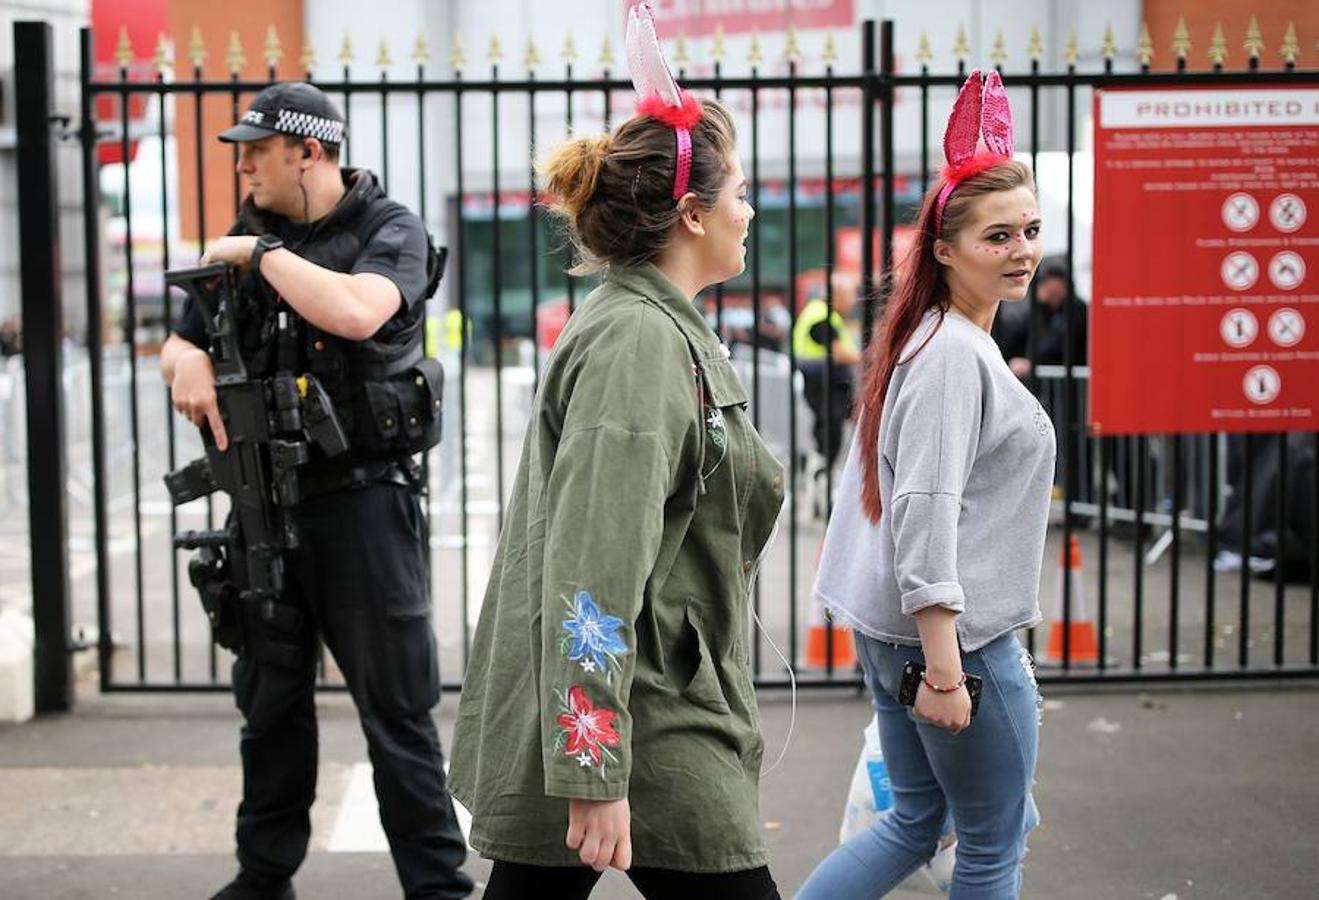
{"left": 897, "top": 661, "right": 983, "bottom": 719}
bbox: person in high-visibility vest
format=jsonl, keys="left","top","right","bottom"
{"left": 792, "top": 270, "right": 862, "bottom": 468}
{"left": 442, "top": 307, "right": 469, "bottom": 352}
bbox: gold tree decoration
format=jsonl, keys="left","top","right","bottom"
{"left": 561, "top": 31, "right": 577, "bottom": 65}
{"left": 153, "top": 33, "right": 171, "bottom": 75}
{"left": 598, "top": 34, "right": 614, "bottom": 69}
{"left": 525, "top": 38, "right": 541, "bottom": 72}
{"left": 412, "top": 35, "right": 430, "bottom": 67}
{"left": 711, "top": 24, "right": 727, "bottom": 63}
{"left": 338, "top": 34, "right": 354, "bottom": 68}
{"left": 263, "top": 25, "right": 283, "bottom": 70}
{"left": 1208, "top": 22, "right": 1228, "bottom": 66}
{"left": 225, "top": 31, "right": 246, "bottom": 75}
{"left": 451, "top": 33, "right": 466, "bottom": 72}
{"left": 952, "top": 23, "right": 970, "bottom": 64}
{"left": 1101, "top": 23, "right": 1117, "bottom": 62}
{"left": 747, "top": 30, "right": 763, "bottom": 67}
{"left": 1171, "top": 16, "right": 1191, "bottom": 62}
{"left": 1027, "top": 25, "right": 1044, "bottom": 63}
{"left": 823, "top": 32, "right": 838, "bottom": 67}
{"left": 990, "top": 29, "right": 1007, "bottom": 68}
{"left": 1064, "top": 28, "right": 1079, "bottom": 67}
{"left": 1280, "top": 22, "right": 1299, "bottom": 66}
{"left": 784, "top": 24, "right": 801, "bottom": 63}
{"left": 488, "top": 34, "right": 503, "bottom": 67}
{"left": 1137, "top": 22, "right": 1154, "bottom": 67}
{"left": 299, "top": 36, "right": 316, "bottom": 73}
{"left": 189, "top": 26, "right": 207, "bottom": 70}
{"left": 376, "top": 39, "right": 394, "bottom": 71}
{"left": 114, "top": 26, "right": 133, "bottom": 69}
{"left": 672, "top": 33, "right": 690, "bottom": 69}
{"left": 916, "top": 30, "right": 932, "bottom": 67}
{"left": 1243, "top": 16, "right": 1264, "bottom": 61}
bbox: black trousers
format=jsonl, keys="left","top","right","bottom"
{"left": 484, "top": 861, "right": 780, "bottom": 900}
{"left": 231, "top": 481, "right": 472, "bottom": 899}
{"left": 801, "top": 368, "right": 854, "bottom": 470}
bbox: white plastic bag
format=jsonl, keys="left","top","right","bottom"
{"left": 838, "top": 714, "right": 956, "bottom": 894}
{"left": 838, "top": 714, "right": 890, "bottom": 843}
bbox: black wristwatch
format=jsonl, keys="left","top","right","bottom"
{"left": 250, "top": 234, "right": 284, "bottom": 273}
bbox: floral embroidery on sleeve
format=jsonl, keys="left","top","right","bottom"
{"left": 560, "top": 591, "right": 628, "bottom": 679}
{"left": 554, "top": 685, "right": 621, "bottom": 774}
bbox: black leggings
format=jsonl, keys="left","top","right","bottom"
{"left": 483, "top": 860, "right": 781, "bottom": 900}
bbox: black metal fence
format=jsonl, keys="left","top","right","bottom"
{"left": 11, "top": 17, "right": 1318, "bottom": 706}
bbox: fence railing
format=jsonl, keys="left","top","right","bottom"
{"left": 10, "top": 17, "right": 1317, "bottom": 704}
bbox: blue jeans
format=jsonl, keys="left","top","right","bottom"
{"left": 797, "top": 633, "right": 1041, "bottom": 900}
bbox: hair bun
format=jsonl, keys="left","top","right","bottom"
{"left": 542, "top": 134, "right": 612, "bottom": 219}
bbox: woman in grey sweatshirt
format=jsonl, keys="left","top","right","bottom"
{"left": 797, "top": 155, "right": 1054, "bottom": 900}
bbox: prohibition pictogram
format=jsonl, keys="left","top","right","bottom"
{"left": 1268, "top": 251, "right": 1305, "bottom": 291}
{"left": 1221, "top": 192, "right": 1259, "bottom": 232}
{"left": 1220, "top": 309, "right": 1258, "bottom": 348}
{"left": 1267, "top": 308, "right": 1305, "bottom": 348}
{"left": 1243, "top": 365, "right": 1281, "bottom": 405}
{"left": 1269, "top": 193, "right": 1306, "bottom": 233}
{"left": 1221, "top": 251, "right": 1259, "bottom": 291}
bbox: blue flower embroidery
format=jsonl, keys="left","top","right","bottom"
{"left": 561, "top": 591, "right": 628, "bottom": 678}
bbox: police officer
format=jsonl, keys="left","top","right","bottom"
{"left": 159, "top": 83, "right": 472, "bottom": 900}
{"left": 792, "top": 270, "right": 862, "bottom": 471}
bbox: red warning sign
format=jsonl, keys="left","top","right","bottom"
{"left": 1090, "top": 86, "right": 1319, "bottom": 434}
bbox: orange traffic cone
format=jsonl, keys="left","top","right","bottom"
{"left": 803, "top": 598, "right": 857, "bottom": 670}
{"left": 1045, "top": 534, "right": 1100, "bottom": 665}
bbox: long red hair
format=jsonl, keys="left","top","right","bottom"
{"left": 855, "top": 159, "right": 1035, "bottom": 523}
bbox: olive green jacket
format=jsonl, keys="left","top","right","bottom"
{"left": 449, "top": 263, "right": 785, "bottom": 873}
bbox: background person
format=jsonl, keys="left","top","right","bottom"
{"left": 159, "top": 83, "right": 471, "bottom": 900}
{"left": 797, "top": 71, "right": 1053, "bottom": 899}
{"left": 991, "top": 254, "right": 1087, "bottom": 380}
{"left": 794, "top": 270, "right": 863, "bottom": 472}
{"left": 992, "top": 254, "right": 1090, "bottom": 508}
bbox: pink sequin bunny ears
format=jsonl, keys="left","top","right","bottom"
{"left": 935, "top": 69, "right": 1015, "bottom": 231}
{"left": 625, "top": 2, "right": 704, "bottom": 200}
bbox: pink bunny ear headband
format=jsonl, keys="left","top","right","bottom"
{"left": 935, "top": 68, "right": 1015, "bottom": 231}
{"left": 626, "top": 2, "right": 704, "bottom": 201}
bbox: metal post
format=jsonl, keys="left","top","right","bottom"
{"left": 16, "top": 21, "right": 74, "bottom": 712}
{"left": 79, "top": 28, "right": 112, "bottom": 690}
{"left": 879, "top": 21, "right": 896, "bottom": 308}
{"left": 859, "top": 20, "right": 876, "bottom": 344}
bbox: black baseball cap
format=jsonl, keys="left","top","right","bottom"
{"left": 219, "top": 82, "right": 346, "bottom": 146}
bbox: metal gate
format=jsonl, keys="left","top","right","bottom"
{"left": 11, "top": 16, "right": 1317, "bottom": 705}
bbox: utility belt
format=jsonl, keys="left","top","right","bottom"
{"left": 298, "top": 456, "right": 420, "bottom": 501}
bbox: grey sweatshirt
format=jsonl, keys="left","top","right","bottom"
{"left": 814, "top": 308, "right": 1056, "bottom": 652}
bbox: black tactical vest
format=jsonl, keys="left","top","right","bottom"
{"left": 230, "top": 168, "right": 443, "bottom": 471}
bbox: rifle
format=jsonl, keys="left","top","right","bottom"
{"left": 162, "top": 263, "right": 347, "bottom": 661}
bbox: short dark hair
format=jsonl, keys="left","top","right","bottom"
{"left": 281, "top": 133, "right": 340, "bottom": 164}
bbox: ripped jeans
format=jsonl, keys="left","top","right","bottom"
{"left": 796, "top": 632, "right": 1041, "bottom": 900}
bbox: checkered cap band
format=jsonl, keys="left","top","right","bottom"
{"left": 274, "top": 109, "right": 345, "bottom": 144}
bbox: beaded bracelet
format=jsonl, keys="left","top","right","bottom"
{"left": 921, "top": 671, "right": 967, "bottom": 693}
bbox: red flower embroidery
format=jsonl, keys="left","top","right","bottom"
{"left": 556, "top": 685, "right": 621, "bottom": 766}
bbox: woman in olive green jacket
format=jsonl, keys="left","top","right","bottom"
{"left": 448, "top": 99, "right": 784, "bottom": 900}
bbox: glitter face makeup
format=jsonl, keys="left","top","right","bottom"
{"left": 939, "top": 185, "right": 1043, "bottom": 320}
{"left": 701, "top": 154, "right": 754, "bottom": 282}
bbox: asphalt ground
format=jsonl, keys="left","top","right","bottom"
{"left": 2, "top": 679, "right": 1317, "bottom": 899}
